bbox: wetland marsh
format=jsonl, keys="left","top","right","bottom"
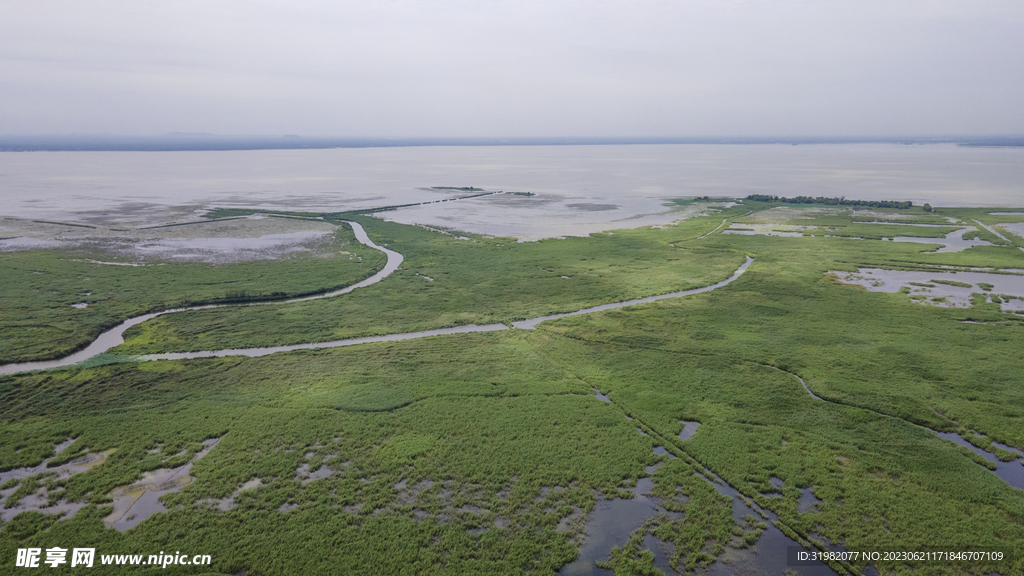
{"left": 3, "top": 184, "right": 1024, "bottom": 575}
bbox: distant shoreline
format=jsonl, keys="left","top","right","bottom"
{"left": 1, "top": 135, "right": 1022, "bottom": 152}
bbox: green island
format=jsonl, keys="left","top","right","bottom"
{"left": 2, "top": 198, "right": 1024, "bottom": 575}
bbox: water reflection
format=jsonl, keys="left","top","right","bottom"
{"left": 563, "top": 439, "right": 840, "bottom": 576}
{"left": 696, "top": 475, "right": 839, "bottom": 576}
{"left": 724, "top": 221, "right": 1001, "bottom": 253}
{"left": 105, "top": 438, "right": 220, "bottom": 531}
{"left": 889, "top": 227, "right": 994, "bottom": 253}
{"left": 935, "top": 433, "right": 1024, "bottom": 490}
{"left": 5, "top": 145, "right": 1021, "bottom": 230}
{"left": 831, "top": 267, "right": 1024, "bottom": 311}
{"left": 678, "top": 421, "right": 701, "bottom": 441}
{"left": 560, "top": 477, "right": 678, "bottom": 575}
{"left": 797, "top": 487, "right": 822, "bottom": 514}
{"left": 0, "top": 439, "right": 114, "bottom": 523}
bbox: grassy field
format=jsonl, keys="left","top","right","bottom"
{"left": 0, "top": 225, "right": 384, "bottom": 364}
{"left": 1, "top": 334, "right": 664, "bottom": 575}
{"left": 2, "top": 200, "right": 1024, "bottom": 575}
{"left": 110, "top": 212, "right": 748, "bottom": 356}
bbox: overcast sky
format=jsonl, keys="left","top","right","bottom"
{"left": 2, "top": 1, "right": 1022, "bottom": 137}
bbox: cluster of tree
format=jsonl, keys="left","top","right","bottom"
{"left": 745, "top": 194, "right": 913, "bottom": 209}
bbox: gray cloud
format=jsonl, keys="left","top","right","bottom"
{"left": 1, "top": 0, "right": 1022, "bottom": 136}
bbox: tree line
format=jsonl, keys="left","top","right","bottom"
{"left": 745, "top": 194, "right": 913, "bottom": 209}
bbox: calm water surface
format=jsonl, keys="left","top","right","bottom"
{"left": 1, "top": 144, "right": 1021, "bottom": 238}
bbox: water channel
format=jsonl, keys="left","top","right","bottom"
{"left": 3, "top": 208, "right": 1021, "bottom": 573}
{"left": 0, "top": 220, "right": 401, "bottom": 375}
{"left": 0, "top": 233, "right": 752, "bottom": 374}
{"left": 784, "top": 367, "right": 1024, "bottom": 491}
{"left": 512, "top": 256, "right": 753, "bottom": 330}
{"left": 561, "top": 435, "right": 844, "bottom": 575}
{"left": 722, "top": 221, "right": 1018, "bottom": 253}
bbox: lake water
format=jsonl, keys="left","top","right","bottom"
{"left": 1, "top": 144, "right": 1022, "bottom": 238}
{"left": 1, "top": 143, "right": 1021, "bottom": 571}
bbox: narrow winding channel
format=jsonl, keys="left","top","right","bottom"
{"left": 6, "top": 218, "right": 1020, "bottom": 575}
{"left": 0, "top": 221, "right": 402, "bottom": 375}
{"left": 773, "top": 365, "right": 1024, "bottom": 491}
{"left": 0, "top": 225, "right": 752, "bottom": 375}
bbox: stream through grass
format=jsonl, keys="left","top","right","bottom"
{"left": 0, "top": 221, "right": 402, "bottom": 375}
{"left": 0, "top": 242, "right": 752, "bottom": 375}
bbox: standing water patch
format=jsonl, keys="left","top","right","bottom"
{"left": 830, "top": 268, "right": 1024, "bottom": 311}
{"left": 678, "top": 421, "right": 700, "bottom": 441}
{"left": 697, "top": 475, "right": 841, "bottom": 575}
{"left": 559, "top": 478, "right": 678, "bottom": 576}
{"left": 105, "top": 438, "right": 220, "bottom": 531}
{"left": 798, "top": 486, "right": 823, "bottom": 513}
{"left": 0, "top": 439, "right": 115, "bottom": 523}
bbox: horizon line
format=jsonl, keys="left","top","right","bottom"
{"left": 2, "top": 133, "right": 1023, "bottom": 152}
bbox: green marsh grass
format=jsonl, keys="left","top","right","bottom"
{"left": 112, "top": 214, "right": 747, "bottom": 356}
{"left": 0, "top": 226, "right": 383, "bottom": 364}
{"left": 2, "top": 203, "right": 1023, "bottom": 574}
